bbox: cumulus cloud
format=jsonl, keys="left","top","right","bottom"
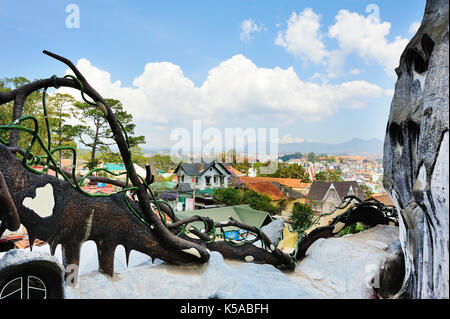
{"left": 408, "top": 21, "right": 421, "bottom": 35}
{"left": 328, "top": 9, "right": 409, "bottom": 77}
{"left": 240, "top": 18, "right": 263, "bottom": 42}
{"left": 58, "top": 55, "right": 383, "bottom": 143}
{"left": 275, "top": 8, "right": 409, "bottom": 77}
{"left": 275, "top": 8, "right": 328, "bottom": 63}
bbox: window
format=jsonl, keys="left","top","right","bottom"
{"left": 195, "top": 177, "right": 199, "bottom": 184}
{"left": 180, "top": 175, "right": 184, "bottom": 183}
{"left": 205, "top": 176, "right": 211, "bottom": 186}
{"left": 220, "top": 176, "right": 224, "bottom": 184}
{"left": 214, "top": 176, "right": 218, "bottom": 184}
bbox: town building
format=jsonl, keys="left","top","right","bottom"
{"left": 307, "top": 181, "right": 365, "bottom": 214}
{"left": 174, "top": 161, "right": 231, "bottom": 191}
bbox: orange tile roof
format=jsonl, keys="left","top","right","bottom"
{"left": 372, "top": 193, "right": 395, "bottom": 206}
{"left": 239, "top": 176, "right": 310, "bottom": 189}
{"left": 245, "top": 182, "right": 287, "bottom": 201}
{"left": 335, "top": 155, "right": 365, "bottom": 161}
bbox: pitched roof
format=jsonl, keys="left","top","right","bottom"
{"left": 372, "top": 193, "right": 395, "bottom": 206}
{"left": 177, "top": 182, "right": 193, "bottom": 192}
{"left": 238, "top": 176, "right": 310, "bottom": 189}
{"left": 175, "top": 205, "right": 272, "bottom": 231}
{"left": 245, "top": 182, "right": 287, "bottom": 201}
{"left": 307, "top": 182, "right": 331, "bottom": 201}
{"left": 226, "top": 165, "right": 246, "bottom": 176}
{"left": 174, "top": 161, "right": 231, "bottom": 176}
{"left": 271, "top": 181, "right": 305, "bottom": 200}
{"left": 307, "top": 181, "right": 364, "bottom": 202}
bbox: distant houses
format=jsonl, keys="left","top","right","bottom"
{"left": 174, "top": 161, "right": 231, "bottom": 191}
{"left": 306, "top": 181, "right": 365, "bottom": 214}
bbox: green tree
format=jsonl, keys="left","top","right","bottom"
{"left": 213, "top": 188, "right": 278, "bottom": 215}
{"left": 359, "top": 184, "right": 374, "bottom": 199}
{"left": 241, "top": 189, "right": 277, "bottom": 215}
{"left": 213, "top": 188, "right": 242, "bottom": 206}
{"left": 307, "top": 152, "right": 317, "bottom": 163}
{"left": 314, "top": 169, "right": 344, "bottom": 182}
{"left": 0, "top": 77, "right": 44, "bottom": 155}
{"left": 261, "top": 163, "right": 311, "bottom": 182}
{"left": 72, "top": 98, "right": 145, "bottom": 169}
{"left": 46, "top": 93, "right": 78, "bottom": 166}
{"left": 149, "top": 154, "right": 175, "bottom": 172}
{"left": 277, "top": 199, "right": 287, "bottom": 213}
{"left": 289, "top": 202, "right": 315, "bottom": 234}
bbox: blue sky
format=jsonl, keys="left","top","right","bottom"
{"left": 0, "top": 0, "right": 426, "bottom": 150}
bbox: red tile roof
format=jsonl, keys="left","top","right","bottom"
{"left": 239, "top": 176, "right": 310, "bottom": 189}
{"left": 245, "top": 182, "right": 287, "bottom": 201}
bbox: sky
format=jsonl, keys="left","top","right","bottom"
{"left": 0, "top": 0, "right": 426, "bottom": 151}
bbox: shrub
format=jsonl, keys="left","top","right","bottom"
{"left": 213, "top": 188, "right": 242, "bottom": 206}
{"left": 339, "top": 222, "right": 365, "bottom": 236}
{"left": 290, "top": 202, "right": 315, "bottom": 233}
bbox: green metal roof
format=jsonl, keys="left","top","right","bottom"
{"left": 104, "top": 163, "right": 126, "bottom": 171}
{"left": 174, "top": 205, "right": 271, "bottom": 232}
{"left": 195, "top": 188, "right": 216, "bottom": 195}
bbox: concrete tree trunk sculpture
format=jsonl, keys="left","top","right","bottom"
{"left": 383, "top": 0, "right": 449, "bottom": 298}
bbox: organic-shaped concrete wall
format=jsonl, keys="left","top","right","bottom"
{"left": 383, "top": 0, "right": 449, "bottom": 298}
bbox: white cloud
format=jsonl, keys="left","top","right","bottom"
{"left": 328, "top": 9, "right": 409, "bottom": 77}
{"left": 408, "top": 21, "right": 421, "bottom": 35}
{"left": 59, "top": 55, "right": 383, "bottom": 143}
{"left": 240, "top": 18, "right": 263, "bottom": 43}
{"left": 349, "top": 68, "right": 361, "bottom": 75}
{"left": 275, "top": 8, "right": 409, "bottom": 77}
{"left": 275, "top": 8, "right": 328, "bottom": 63}
{"left": 279, "top": 134, "right": 304, "bottom": 144}
{"left": 384, "top": 89, "right": 395, "bottom": 96}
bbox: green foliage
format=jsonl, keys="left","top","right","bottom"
{"left": 261, "top": 163, "right": 310, "bottom": 182}
{"left": 277, "top": 199, "right": 287, "bottom": 213}
{"left": 279, "top": 152, "right": 303, "bottom": 162}
{"left": 1, "top": 77, "right": 59, "bottom": 157}
{"left": 241, "top": 189, "right": 277, "bottom": 215}
{"left": 231, "top": 163, "right": 249, "bottom": 174}
{"left": 213, "top": 188, "right": 278, "bottom": 215}
{"left": 289, "top": 202, "right": 315, "bottom": 234}
{"left": 359, "top": 184, "right": 374, "bottom": 199}
{"left": 314, "top": 169, "right": 344, "bottom": 182}
{"left": 46, "top": 93, "right": 78, "bottom": 162}
{"left": 307, "top": 152, "right": 317, "bottom": 163}
{"left": 339, "top": 222, "right": 365, "bottom": 236}
{"left": 71, "top": 98, "right": 145, "bottom": 169}
{"left": 213, "top": 188, "right": 242, "bottom": 206}
{"left": 149, "top": 154, "right": 175, "bottom": 172}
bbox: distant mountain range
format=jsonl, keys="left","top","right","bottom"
{"left": 276, "top": 138, "right": 384, "bottom": 157}
{"left": 142, "top": 137, "right": 384, "bottom": 158}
